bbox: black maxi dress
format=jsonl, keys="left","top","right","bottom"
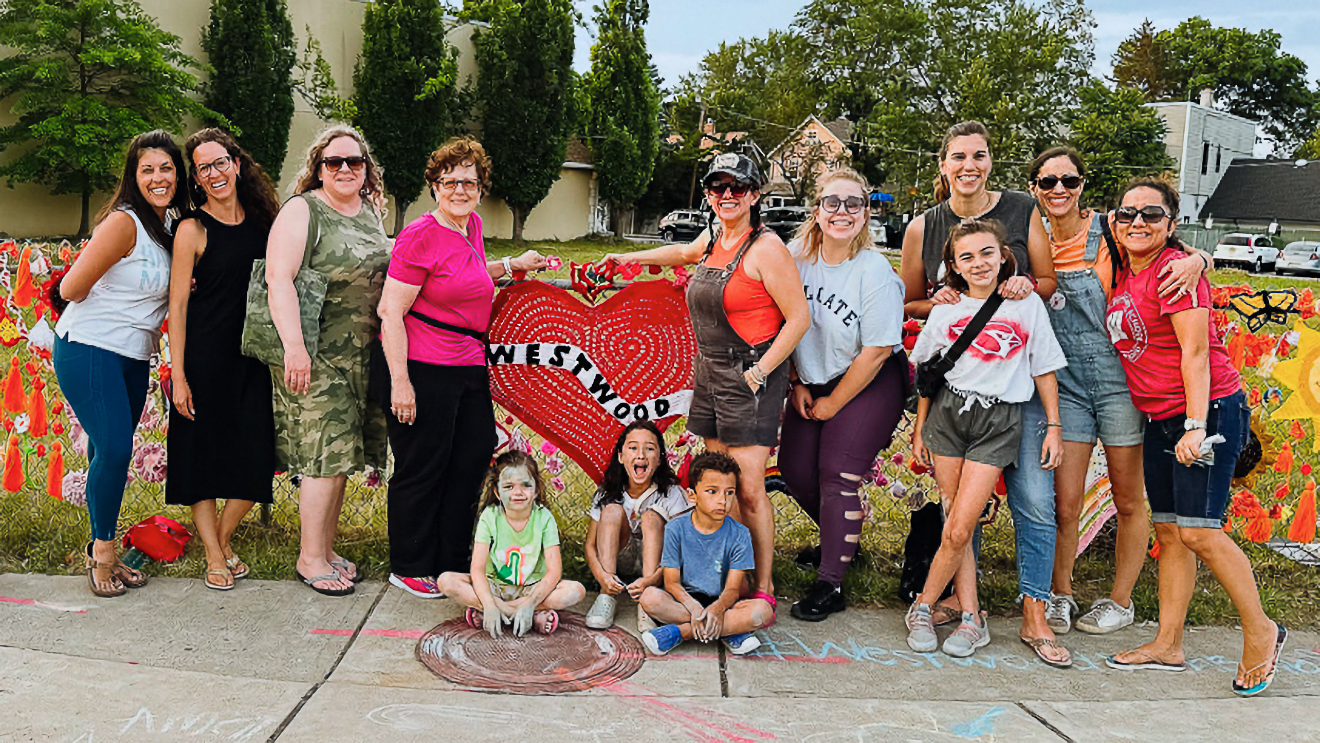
{"left": 166, "top": 210, "right": 276, "bottom": 505}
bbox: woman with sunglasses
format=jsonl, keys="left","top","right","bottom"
{"left": 266, "top": 126, "right": 391, "bottom": 596}
{"left": 374, "top": 137, "right": 545, "bottom": 599}
{"left": 603, "top": 153, "right": 810, "bottom": 601}
{"left": 1103, "top": 178, "right": 1285, "bottom": 696}
{"left": 779, "top": 169, "right": 907, "bottom": 621}
{"left": 167, "top": 128, "right": 279, "bottom": 591}
{"left": 899, "top": 121, "right": 1066, "bottom": 665}
{"left": 1028, "top": 148, "right": 1210, "bottom": 636}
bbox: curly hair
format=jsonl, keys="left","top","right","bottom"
{"left": 941, "top": 217, "right": 1016, "bottom": 293}
{"left": 592, "top": 421, "right": 681, "bottom": 511}
{"left": 425, "top": 136, "right": 491, "bottom": 199}
{"left": 183, "top": 128, "right": 281, "bottom": 232}
{"left": 476, "top": 450, "right": 548, "bottom": 514}
{"left": 794, "top": 167, "right": 875, "bottom": 264}
{"left": 95, "top": 130, "right": 190, "bottom": 251}
{"left": 291, "top": 125, "right": 386, "bottom": 215}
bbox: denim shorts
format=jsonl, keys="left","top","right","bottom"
{"left": 687, "top": 347, "right": 789, "bottom": 448}
{"left": 1143, "top": 390, "right": 1248, "bottom": 529}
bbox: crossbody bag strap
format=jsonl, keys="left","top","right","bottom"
{"left": 1098, "top": 213, "right": 1123, "bottom": 290}
{"left": 407, "top": 309, "right": 486, "bottom": 341}
{"left": 943, "top": 292, "right": 1005, "bottom": 365}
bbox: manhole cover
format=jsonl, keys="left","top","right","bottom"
{"left": 416, "top": 611, "right": 646, "bottom": 693}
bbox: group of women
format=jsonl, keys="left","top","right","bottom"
{"left": 54, "top": 118, "right": 1282, "bottom": 694}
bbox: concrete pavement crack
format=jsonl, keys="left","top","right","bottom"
{"left": 266, "top": 581, "right": 390, "bottom": 742}
{"left": 718, "top": 642, "right": 729, "bottom": 697}
{"left": 1015, "top": 702, "right": 1076, "bottom": 742}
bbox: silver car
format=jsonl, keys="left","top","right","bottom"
{"left": 1276, "top": 240, "right": 1320, "bottom": 276}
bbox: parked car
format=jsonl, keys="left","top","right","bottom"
{"left": 1275, "top": 240, "right": 1320, "bottom": 276}
{"left": 658, "top": 209, "right": 708, "bottom": 242}
{"left": 763, "top": 206, "right": 811, "bottom": 242}
{"left": 1212, "top": 233, "right": 1278, "bottom": 273}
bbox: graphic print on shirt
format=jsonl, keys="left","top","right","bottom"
{"left": 948, "top": 316, "right": 1027, "bottom": 362}
{"left": 1106, "top": 293, "right": 1147, "bottom": 361}
{"left": 803, "top": 283, "right": 860, "bottom": 327}
{"left": 495, "top": 547, "right": 526, "bottom": 585}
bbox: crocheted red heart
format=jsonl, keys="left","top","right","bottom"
{"left": 488, "top": 280, "right": 696, "bottom": 483}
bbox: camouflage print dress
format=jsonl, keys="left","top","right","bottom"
{"left": 271, "top": 192, "right": 390, "bottom": 477}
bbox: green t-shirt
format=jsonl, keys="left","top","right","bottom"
{"left": 475, "top": 504, "right": 560, "bottom": 586}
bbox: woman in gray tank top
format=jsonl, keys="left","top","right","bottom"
{"left": 899, "top": 121, "right": 1068, "bottom": 667}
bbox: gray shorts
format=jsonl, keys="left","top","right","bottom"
{"left": 922, "top": 387, "right": 1022, "bottom": 468}
{"left": 1056, "top": 343, "right": 1145, "bottom": 447}
{"left": 687, "top": 349, "right": 789, "bottom": 448}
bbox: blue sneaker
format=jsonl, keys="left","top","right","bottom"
{"left": 642, "top": 624, "right": 683, "bottom": 656}
{"left": 722, "top": 631, "right": 761, "bottom": 655}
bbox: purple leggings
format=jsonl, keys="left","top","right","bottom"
{"left": 779, "top": 355, "right": 907, "bottom": 586}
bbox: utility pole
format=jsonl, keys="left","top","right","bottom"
{"left": 687, "top": 99, "right": 707, "bottom": 209}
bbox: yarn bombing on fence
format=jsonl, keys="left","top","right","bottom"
{"left": 486, "top": 280, "right": 697, "bottom": 483}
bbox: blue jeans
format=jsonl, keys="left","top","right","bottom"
{"left": 1144, "top": 390, "right": 1248, "bottom": 529}
{"left": 1003, "top": 392, "right": 1056, "bottom": 601}
{"left": 52, "top": 335, "right": 149, "bottom": 541}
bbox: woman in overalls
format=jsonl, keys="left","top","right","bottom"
{"left": 603, "top": 153, "right": 810, "bottom": 602}
{"left": 1028, "top": 148, "right": 1209, "bottom": 637}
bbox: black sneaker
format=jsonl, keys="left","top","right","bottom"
{"left": 794, "top": 544, "right": 822, "bottom": 571}
{"left": 790, "top": 579, "right": 845, "bottom": 622}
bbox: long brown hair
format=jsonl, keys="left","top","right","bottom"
{"left": 933, "top": 121, "right": 992, "bottom": 203}
{"left": 794, "top": 168, "right": 875, "bottom": 264}
{"left": 94, "top": 130, "right": 189, "bottom": 250}
{"left": 477, "top": 451, "right": 548, "bottom": 514}
{"left": 942, "top": 218, "right": 1016, "bottom": 293}
{"left": 184, "top": 128, "right": 281, "bottom": 232}
{"left": 291, "top": 125, "right": 386, "bottom": 215}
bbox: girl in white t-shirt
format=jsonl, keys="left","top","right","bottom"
{"left": 584, "top": 421, "right": 690, "bottom": 630}
{"left": 907, "top": 218, "right": 1067, "bottom": 661}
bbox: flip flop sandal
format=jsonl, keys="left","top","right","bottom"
{"left": 465, "top": 607, "right": 483, "bottom": 629}
{"left": 1233, "top": 623, "right": 1288, "bottom": 697}
{"left": 533, "top": 610, "right": 560, "bottom": 635}
{"left": 1104, "top": 650, "right": 1185, "bottom": 672}
{"left": 1021, "top": 636, "right": 1073, "bottom": 669}
{"left": 84, "top": 543, "right": 126, "bottom": 598}
{"left": 331, "top": 558, "right": 363, "bottom": 584}
{"left": 931, "top": 603, "right": 962, "bottom": 627}
{"left": 113, "top": 560, "right": 149, "bottom": 589}
{"left": 296, "top": 570, "right": 355, "bottom": 597}
{"left": 226, "top": 555, "right": 250, "bottom": 580}
{"left": 205, "top": 568, "right": 235, "bottom": 592}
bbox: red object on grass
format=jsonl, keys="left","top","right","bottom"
{"left": 2, "top": 435, "right": 23, "bottom": 493}
{"left": 122, "top": 516, "right": 193, "bottom": 562}
{"left": 27, "top": 376, "right": 46, "bottom": 437}
{"left": 46, "top": 441, "right": 62, "bottom": 500}
{"left": 3, "top": 357, "right": 24, "bottom": 414}
{"left": 1288, "top": 480, "right": 1317, "bottom": 544}
{"left": 12, "top": 246, "right": 36, "bottom": 308}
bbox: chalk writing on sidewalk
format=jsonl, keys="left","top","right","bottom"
{"left": 114, "top": 708, "right": 277, "bottom": 740}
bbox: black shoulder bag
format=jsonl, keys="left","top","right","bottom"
{"left": 914, "top": 292, "right": 1005, "bottom": 399}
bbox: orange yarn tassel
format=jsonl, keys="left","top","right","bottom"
{"left": 27, "top": 376, "right": 46, "bottom": 437}
{"left": 2, "top": 357, "right": 23, "bottom": 414}
{"left": 1291, "top": 420, "right": 1307, "bottom": 441}
{"left": 2, "top": 435, "right": 23, "bottom": 492}
{"left": 1149, "top": 541, "right": 1161, "bottom": 560}
{"left": 46, "top": 441, "right": 62, "bottom": 500}
{"left": 1245, "top": 513, "right": 1273, "bottom": 543}
{"left": 12, "top": 246, "right": 35, "bottom": 308}
{"left": 1274, "top": 441, "right": 1294, "bottom": 474}
{"left": 1288, "top": 480, "right": 1316, "bottom": 544}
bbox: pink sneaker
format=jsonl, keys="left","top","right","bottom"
{"left": 389, "top": 574, "right": 442, "bottom": 599}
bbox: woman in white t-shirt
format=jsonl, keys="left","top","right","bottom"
{"left": 780, "top": 169, "right": 907, "bottom": 622}
{"left": 907, "top": 218, "right": 1067, "bottom": 662}
{"left": 584, "top": 421, "right": 690, "bottom": 630}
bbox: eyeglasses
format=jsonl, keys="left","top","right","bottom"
{"left": 706, "top": 182, "right": 751, "bottom": 198}
{"left": 1034, "top": 174, "right": 1083, "bottom": 191}
{"left": 195, "top": 155, "right": 234, "bottom": 178}
{"left": 321, "top": 156, "right": 367, "bottom": 173}
{"left": 1113, "top": 205, "right": 1171, "bottom": 224}
{"left": 819, "top": 195, "right": 866, "bottom": 214}
{"left": 436, "top": 177, "right": 480, "bottom": 193}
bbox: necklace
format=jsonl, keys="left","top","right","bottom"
{"left": 952, "top": 191, "right": 993, "bottom": 220}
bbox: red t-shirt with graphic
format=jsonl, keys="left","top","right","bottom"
{"left": 1105, "top": 248, "right": 1241, "bottom": 419}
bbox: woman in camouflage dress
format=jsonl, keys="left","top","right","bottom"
{"left": 266, "top": 126, "right": 390, "bottom": 596}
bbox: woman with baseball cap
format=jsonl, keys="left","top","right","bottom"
{"left": 602, "top": 153, "right": 809, "bottom": 603}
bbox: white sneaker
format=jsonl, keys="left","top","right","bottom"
{"left": 905, "top": 603, "right": 938, "bottom": 652}
{"left": 1075, "top": 598, "right": 1134, "bottom": 635}
{"left": 637, "top": 606, "right": 657, "bottom": 633}
{"left": 585, "top": 593, "right": 617, "bottom": 629}
{"left": 942, "top": 612, "right": 990, "bottom": 657}
{"left": 1045, "top": 593, "right": 1079, "bottom": 634}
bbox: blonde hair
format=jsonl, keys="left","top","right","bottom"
{"left": 794, "top": 168, "right": 874, "bottom": 264}
{"left": 291, "top": 125, "right": 387, "bottom": 217}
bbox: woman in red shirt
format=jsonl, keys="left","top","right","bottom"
{"left": 1104, "top": 178, "right": 1285, "bottom": 696}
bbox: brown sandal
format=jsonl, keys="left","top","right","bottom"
{"left": 1021, "top": 636, "right": 1073, "bottom": 668}
{"left": 113, "top": 560, "right": 149, "bottom": 589}
{"left": 85, "top": 542, "right": 126, "bottom": 598}
{"left": 931, "top": 603, "right": 961, "bottom": 626}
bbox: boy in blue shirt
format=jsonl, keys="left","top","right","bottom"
{"left": 639, "top": 452, "right": 776, "bottom": 655}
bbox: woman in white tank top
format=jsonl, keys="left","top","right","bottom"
{"left": 52, "top": 130, "right": 184, "bottom": 597}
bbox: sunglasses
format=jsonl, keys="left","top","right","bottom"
{"left": 820, "top": 195, "right": 866, "bottom": 214}
{"left": 706, "top": 182, "right": 752, "bottom": 198}
{"left": 1034, "top": 174, "right": 1083, "bottom": 190}
{"left": 1113, "top": 205, "right": 1171, "bottom": 224}
{"left": 321, "top": 156, "right": 367, "bottom": 173}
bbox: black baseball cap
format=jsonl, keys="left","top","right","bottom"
{"left": 702, "top": 153, "right": 762, "bottom": 189}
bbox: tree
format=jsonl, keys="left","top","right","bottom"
{"left": 465, "top": 0, "right": 577, "bottom": 243}
{"left": 0, "top": 0, "right": 215, "bottom": 236}
{"left": 1068, "top": 81, "right": 1174, "bottom": 207}
{"left": 1111, "top": 19, "right": 1169, "bottom": 100}
{"left": 202, "top": 0, "right": 296, "bottom": 178}
{"left": 353, "top": 0, "right": 461, "bottom": 234}
{"left": 583, "top": 0, "right": 660, "bottom": 236}
{"left": 1298, "top": 126, "right": 1320, "bottom": 161}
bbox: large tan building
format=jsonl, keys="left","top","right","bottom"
{"left": 0, "top": 0, "right": 601, "bottom": 240}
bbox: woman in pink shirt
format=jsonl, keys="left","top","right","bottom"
{"left": 1103, "top": 178, "right": 1285, "bottom": 696}
{"left": 375, "top": 137, "right": 545, "bottom": 598}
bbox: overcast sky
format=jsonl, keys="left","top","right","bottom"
{"left": 571, "top": 1, "right": 1320, "bottom": 94}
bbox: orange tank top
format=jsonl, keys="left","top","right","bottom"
{"left": 707, "top": 242, "right": 783, "bottom": 346}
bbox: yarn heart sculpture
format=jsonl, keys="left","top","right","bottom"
{"left": 487, "top": 280, "right": 697, "bottom": 483}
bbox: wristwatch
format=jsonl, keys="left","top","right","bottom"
{"left": 1184, "top": 419, "right": 1206, "bottom": 431}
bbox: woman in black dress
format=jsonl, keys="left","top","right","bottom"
{"left": 167, "top": 128, "right": 279, "bottom": 590}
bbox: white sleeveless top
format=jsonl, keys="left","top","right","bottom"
{"left": 56, "top": 209, "right": 171, "bottom": 361}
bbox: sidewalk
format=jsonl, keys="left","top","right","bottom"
{"left": 1, "top": 572, "right": 1316, "bottom": 742}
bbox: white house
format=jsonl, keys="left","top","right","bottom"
{"left": 1146, "top": 92, "right": 1256, "bottom": 223}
